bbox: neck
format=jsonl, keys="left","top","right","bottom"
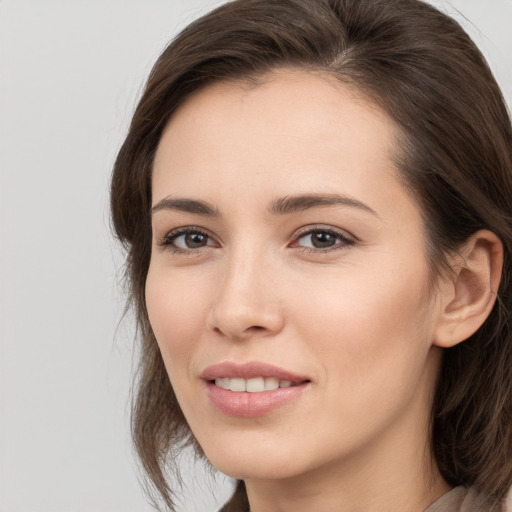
{"left": 245, "top": 442, "right": 450, "bottom": 512}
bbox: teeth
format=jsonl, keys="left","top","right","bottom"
{"left": 264, "top": 377, "right": 279, "bottom": 391}
{"left": 214, "top": 377, "right": 296, "bottom": 392}
{"left": 215, "top": 378, "right": 230, "bottom": 389}
{"left": 246, "top": 377, "right": 265, "bottom": 392}
{"left": 230, "top": 378, "right": 246, "bottom": 392}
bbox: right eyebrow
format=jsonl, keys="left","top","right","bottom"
{"left": 150, "top": 196, "right": 220, "bottom": 216}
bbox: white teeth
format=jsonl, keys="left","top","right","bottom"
{"left": 214, "top": 377, "right": 296, "bottom": 392}
{"left": 230, "top": 378, "right": 246, "bottom": 392}
{"left": 215, "top": 378, "right": 230, "bottom": 390}
{"left": 246, "top": 377, "right": 265, "bottom": 392}
{"left": 264, "top": 377, "right": 279, "bottom": 391}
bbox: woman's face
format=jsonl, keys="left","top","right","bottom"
{"left": 147, "top": 71, "right": 444, "bottom": 482}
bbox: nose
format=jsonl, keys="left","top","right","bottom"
{"left": 206, "top": 249, "right": 285, "bottom": 340}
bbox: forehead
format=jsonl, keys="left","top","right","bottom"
{"left": 152, "top": 70, "right": 409, "bottom": 217}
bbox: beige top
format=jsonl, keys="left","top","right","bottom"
{"left": 220, "top": 483, "right": 511, "bottom": 511}
{"left": 424, "top": 486, "right": 508, "bottom": 512}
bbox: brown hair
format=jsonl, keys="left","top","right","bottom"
{"left": 110, "top": 0, "right": 512, "bottom": 509}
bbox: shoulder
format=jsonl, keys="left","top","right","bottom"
{"left": 425, "top": 486, "right": 512, "bottom": 512}
{"left": 505, "top": 487, "right": 512, "bottom": 512}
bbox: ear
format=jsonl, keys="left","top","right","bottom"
{"left": 433, "top": 230, "right": 503, "bottom": 348}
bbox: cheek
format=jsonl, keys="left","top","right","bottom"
{"left": 294, "top": 257, "right": 434, "bottom": 385}
{"left": 145, "top": 264, "right": 211, "bottom": 367}
{"left": 281, "top": 259, "right": 437, "bottom": 455}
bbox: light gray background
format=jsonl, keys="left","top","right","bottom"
{"left": 0, "top": 1, "right": 511, "bottom": 511}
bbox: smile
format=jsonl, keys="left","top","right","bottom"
{"left": 202, "top": 362, "right": 311, "bottom": 417}
{"left": 214, "top": 377, "right": 296, "bottom": 392}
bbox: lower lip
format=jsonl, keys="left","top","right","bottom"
{"left": 205, "top": 381, "right": 310, "bottom": 418}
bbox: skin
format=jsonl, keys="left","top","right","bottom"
{"left": 146, "top": 71, "right": 455, "bottom": 512}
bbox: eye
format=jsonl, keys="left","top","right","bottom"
{"left": 161, "top": 227, "right": 216, "bottom": 252}
{"left": 292, "top": 227, "right": 355, "bottom": 251}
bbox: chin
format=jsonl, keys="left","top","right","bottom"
{"left": 211, "top": 456, "right": 304, "bottom": 481}
{"left": 198, "top": 433, "right": 320, "bottom": 481}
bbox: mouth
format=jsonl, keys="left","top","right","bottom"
{"left": 201, "top": 361, "right": 311, "bottom": 389}
{"left": 211, "top": 376, "right": 305, "bottom": 392}
{"left": 201, "top": 362, "right": 311, "bottom": 417}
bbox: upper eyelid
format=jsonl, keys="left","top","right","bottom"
{"left": 291, "top": 224, "right": 356, "bottom": 241}
{"left": 163, "top": 225, "right": 214, "bottom": 238}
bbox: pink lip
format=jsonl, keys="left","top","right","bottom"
{"left": 201, "top": 361, "right": 309, "bottom": 382}
{"left": 201, "top": 362, "right": 311, "bottom": 418}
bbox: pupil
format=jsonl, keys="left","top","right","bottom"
{"left": 186, "top": 233, "right": 207, "bottom": 248}
{"left": 312, "top": 232, "right": 336, "bottom": 248}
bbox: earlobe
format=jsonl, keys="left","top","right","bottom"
{"left": 433, "top": 230, "right": 503, "bottom": 348}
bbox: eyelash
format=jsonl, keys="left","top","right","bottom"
{"left": 160, "top": 226, "right": 214, "bottom": 255}
{"left": 159, "top": 225, "right": 355, "bottom": 255}
{"left": 291, "top": 225, "right": 355, "bottom": 254}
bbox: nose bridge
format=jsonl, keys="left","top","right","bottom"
{"left": 208, "top": 241, "right": 283, "bottom": 339}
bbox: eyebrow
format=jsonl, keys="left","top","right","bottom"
{"left": 150, "top": 193, "right": 379, "bottom": 218}
{"left": 268, "top": 193, "right": 379, "bottom": 217}
{"left": 151, "top": 197, "right": 220, "bottom": 216}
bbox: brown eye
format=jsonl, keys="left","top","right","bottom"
{"left": 181, "top": 232, "right": 209, "bottom": 249}
{"left": 294, "top": 228, "right": 354, "bottom": 251}
{"left": 163, "top": 229, "right": 215, "bottom": 251}
{"left": 308, "top": 232, "right": 338, "bottom": 248}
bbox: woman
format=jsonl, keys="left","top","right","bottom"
{"left": 110, "top": 0, "right": 512, "bottom": 510}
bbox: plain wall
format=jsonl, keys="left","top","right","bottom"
{"left": 0, "top": 1, "right": 510, "bottom": 511}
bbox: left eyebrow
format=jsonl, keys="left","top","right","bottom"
{"left": 268, "top": 193, "right": 380, "bottom": 218}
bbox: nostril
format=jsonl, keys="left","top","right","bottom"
{"left": 207, "top": 303, "right": 285, "bottom": 339}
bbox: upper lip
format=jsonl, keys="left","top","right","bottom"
{"left": 201, "top": 362, "right": 310, "bottom": 383}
